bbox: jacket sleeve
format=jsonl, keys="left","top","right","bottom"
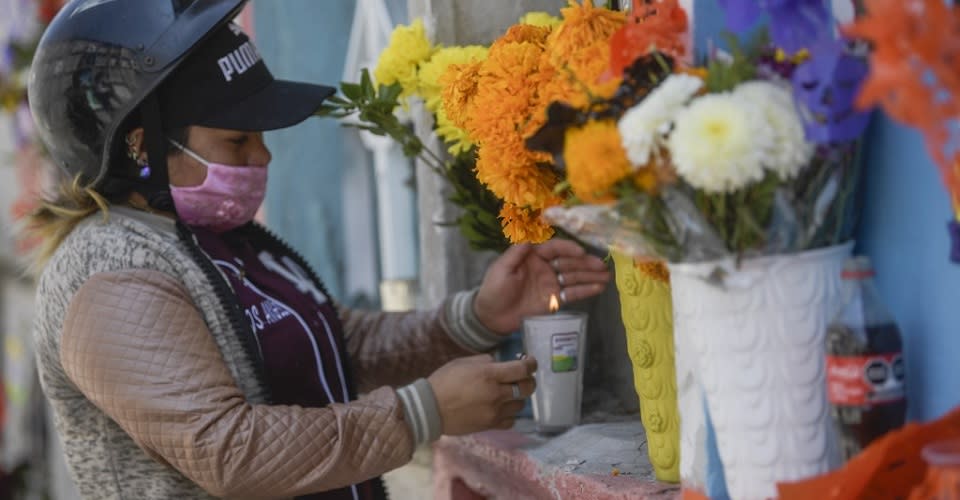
{"left": 60, "top": 269, "right": 416, "bottom": 499}
{"left": 339, "top": 290, "right": 504, "bottom": 393}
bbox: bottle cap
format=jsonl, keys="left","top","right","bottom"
{"left": 842, "top": 256, "right": 875, "bottom": 280}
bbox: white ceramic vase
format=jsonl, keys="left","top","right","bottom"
{"left": 668, "top": 242, "right": 853, "bottom": 500}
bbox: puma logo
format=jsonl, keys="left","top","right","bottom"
{"left": 217, "top": 41, "right": 262, "bottom": 82}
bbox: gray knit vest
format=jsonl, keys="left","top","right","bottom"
{"left": 33, "top": 207, "right": 269, "bottom": 499}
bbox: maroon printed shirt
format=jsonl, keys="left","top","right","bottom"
{"left": 192, "top": 226, "right": 385, "bottom": 500}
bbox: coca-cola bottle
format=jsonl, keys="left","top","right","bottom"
{"left": 825, "top": 256, "right": 907, "bottom": 462}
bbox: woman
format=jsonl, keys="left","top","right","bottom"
{"left": 26, "top": 2, "right": 611, "bottom": 499}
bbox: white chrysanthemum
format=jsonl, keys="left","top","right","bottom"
{"left": 733, "top": 80, "right": 814, "bottom": 179}
{"left": 618, "top": 73, "right": 703, "bottom": 168}
{"left": 668, "top": 92, "right": 775, "bottom": 193}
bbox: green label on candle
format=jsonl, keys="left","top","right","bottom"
{"left": 551, "top": 332, "right": 579, "bottom": 373}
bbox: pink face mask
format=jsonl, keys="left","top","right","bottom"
{"left": 168, "top": 139, "right": 267, "bottom": 233}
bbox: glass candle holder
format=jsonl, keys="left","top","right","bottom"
{"left": 522, "top": 311, "right": 588, "bottom": 433}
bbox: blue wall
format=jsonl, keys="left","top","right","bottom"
{"left": 694, "top": 0, "right": 960, "bottom": 421}
{"left": 857, "top": 118, "right": 960, "bottom": 420}
{"left": 253, "top": 1, "right": 357, "bottom": 299}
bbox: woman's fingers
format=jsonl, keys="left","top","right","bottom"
{"left": 497, "top": 378, "right": 536, "bottom": 403}
{"left": 556, "top": 270, "right": 611, "bottom": 288}
{"left": 533, "top": 239, "right": 586, "bottom": 262}
{"left": 550, "top": 255, "right": 609, "bottom": 274}
{"left": 490, "top": 357, "right": 537, "bottom": 383}
{"left": 559, "top": 283, "right": 606, "bottom": 304}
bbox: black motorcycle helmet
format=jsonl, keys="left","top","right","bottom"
{"left": 29, "top": 0, "right": 334, "bottom": 208}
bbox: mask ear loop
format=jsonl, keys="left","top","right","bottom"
{"left": 167, "top": 138, "right": 211, "bottom": 167}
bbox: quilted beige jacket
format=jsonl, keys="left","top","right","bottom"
{"left": 33, "top": 207, "right": 501, "bottom": 499}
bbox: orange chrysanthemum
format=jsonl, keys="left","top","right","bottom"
{"left": 499, "top": 203, "right": 555, "bottom": 244}
{"left": 609, "top": 0, "right": 689, "bottom": 78}
{"left": 564, "top": 120, "right": 632, "bottom": 202}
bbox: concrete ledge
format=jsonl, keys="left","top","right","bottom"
{"left": 433, "top": 418, "right": 680, "bottom": 500}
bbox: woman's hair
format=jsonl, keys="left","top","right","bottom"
{"left": 24, "top": 174, "right": 112, "bottom": 274}
{"left": 23, "top": 118, "right": 189, "bottom": 273}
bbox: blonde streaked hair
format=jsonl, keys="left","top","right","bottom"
{"left": 23, "top": 174, "right": 110, "bottom": 275}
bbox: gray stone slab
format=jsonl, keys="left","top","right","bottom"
{"left": 514, "top": 417, "right": 656, "bottom": 480}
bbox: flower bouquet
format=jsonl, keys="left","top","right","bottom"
{"left": 323, "top": 2, "right": 688, "bottom": 482}
{"left": 447, "top": 0, "right": 871, "bottom": 497}
{"left": 438, "top": 0, "right": 685, "bottom": 481}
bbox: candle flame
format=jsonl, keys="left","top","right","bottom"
{"left": 549, "top": 293, "right": 560, "bottom": 313}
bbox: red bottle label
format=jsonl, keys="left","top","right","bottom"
{"left": 826, "top": 353, "right": 905, "bottom": 406}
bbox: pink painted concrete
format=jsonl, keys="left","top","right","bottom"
{"left": 433, "top": 430, "right": 681, "bottom": 500}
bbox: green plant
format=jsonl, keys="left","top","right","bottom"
{"left": 317, "top": 69, "right": 509, "bottom": 252}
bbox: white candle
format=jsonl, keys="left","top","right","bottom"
{"left": 522, "top": 298, "right": 588, "bottom": 434}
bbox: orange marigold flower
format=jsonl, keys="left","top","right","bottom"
{"left": 468, "top": 41, "right": 545, "bottom": 139}
{"left": 495, "top": 23, "right": 551, "bottom": 47}
{"left": 633, "top": 167, "right": 660, "bottom": 194}
{"left": 476, "top": 143, "right": 556, "bottom": 208}
{"left": 500, "top": 203, "right": 555, "bottom": 244}
{"left": 636, "top": 260, "right": 670, "bottom": 284}
{"left": 539, "top": 38, "right": 622, "bottom": 114}
{"left": 548, "top": 0, "right": 626, "bottom": 62}
{"left": 564, "top": 120, "right": 632, "bottom": 203}
{"left": 536, "top": 1, "right": 625, "bottom": 118}
{"left": 441, "top": 60, "right": 483, "bottom": 131}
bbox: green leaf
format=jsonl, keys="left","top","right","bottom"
{"left": 380, "top": 83, "right": 403, "bottom": 105}
{"left": 360, "top": 69, "right": 375, "bottom": 99}
{"left": 341, "top": 82, "right": 363, "bottom": 101}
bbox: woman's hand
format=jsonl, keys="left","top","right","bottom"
{"left": 474, "top": 239, "right": 611, "bottom": 335}
{"left": 428, "top": 355, "right": 538, "bottom": 434}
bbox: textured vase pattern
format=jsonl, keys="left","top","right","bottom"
{"left": 612, "top": 251, "right": 680, "bottom": 483}
{"left": 668, "top": 243, "right": 852, "bottom": 500}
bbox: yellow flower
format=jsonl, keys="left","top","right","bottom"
{"left": 434, "top": 106, "right": 475, "bottom": 156}
{"left": 374, "top": 19, "right": 435, "bottom": 98}
{"left": 500, "top": 203, "right": 555, "bottom": 244}
{"left": 564, "top": 120, "right": 632, "bottom": 202}
{"left": 520, "top": 11, "right": 563, "bottom": 28}
{"left": 418, "top": 45, "right": 488, "bottom": 113}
